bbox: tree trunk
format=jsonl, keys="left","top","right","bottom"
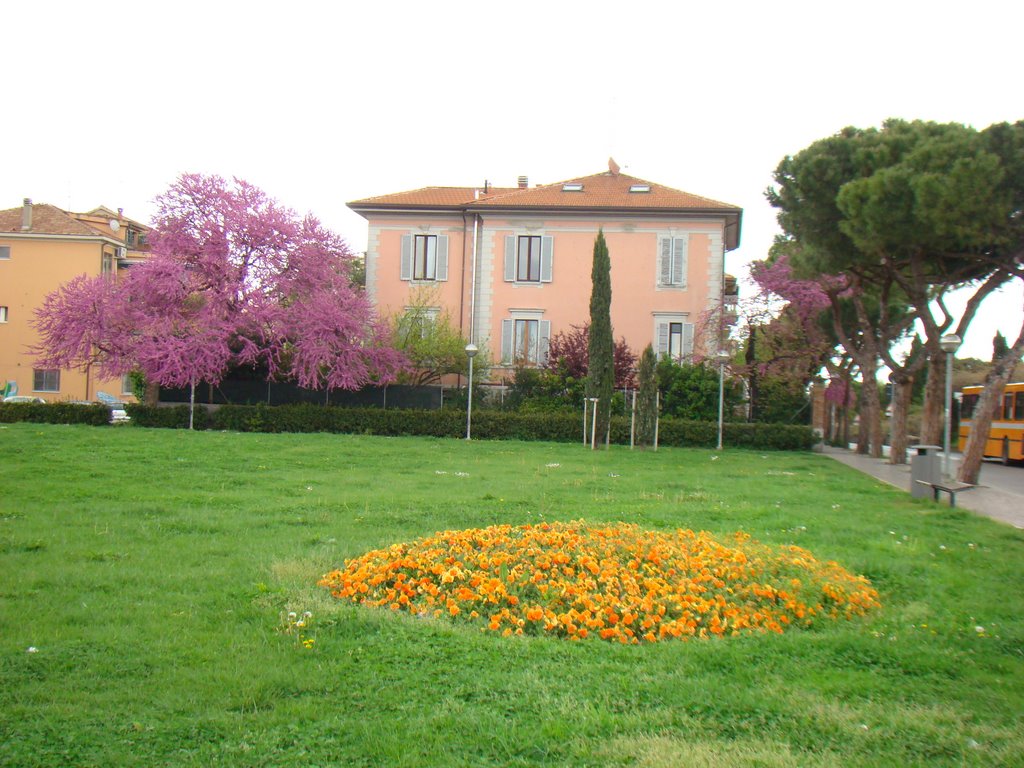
{"left": 889, "top": 375, "right": 913, "bottom": 464}
{"left": 144, "top": 381, "right": 159, "bottom": 407}
{"left": 959, "top": 312, "right": 1024, "bottom": 484}
{"left": 920, "top": 354, "right": 946, "bottom": 445}
{"left": 855, "top": 360, "right": 884, "bottom": 458}
{"left": 855, "top": 384, "right": 870, "bottom": 455}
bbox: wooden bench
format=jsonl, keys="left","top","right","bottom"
{"left": 914, "top": 479, "right": 977, "bottom": 507}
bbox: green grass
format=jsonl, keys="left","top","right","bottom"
{"left": 1, "top": 423, "right": 1022, "bottom": 767}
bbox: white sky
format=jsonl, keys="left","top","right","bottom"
{"left": 4, "top": 0, "right": 1021, "bottom": 360}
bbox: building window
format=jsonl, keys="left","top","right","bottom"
{"left": 121, "top": 374, "right": 134, "bottom": 396}
{"left": 400, "top": 234, "right": 448, "bottom": 281}
{"left": 501, "top": 316, "right": 551, "bottom": 365}
{"left": 400, "top": 306, "right": 439, "bottom": 340}
{"left": 126, "top": 229, "right": 137, "bottom": 247}
{"left": 961, "top": 394, "right": 977, "bottom": 419}
{"left": 0, "top": 245, "right": 10, "bottom": 259}
{"left": 33, "top": 369, "right": 60, "bottom": 392}
{"left": 654, "top": 316, "right": 693, "bottom": 361}
{"left": 413, "top": 235, "right": 437, "bottom": 280}
{"left": 102, "top": 251, "right": 114, "bottom": 276}
{"left": 669, "top": 323, "right": 685, "bottom": 360}
{"left": 517, "top": 236, "right": 542, "bottom": 282}
{"left": 0, "top": 306, "right": 7, "bottom": 323}
{"left": 503, "top": 235, "right": 553, "bottom": 283}
{"left": 658, "top": 236, "right": 688, "bottom": 288}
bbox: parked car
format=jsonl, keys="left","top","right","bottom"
{"left": 3, "top": 395, "right": 46, "bottom": 404}
{"left": 68, "top": 400, "right": 131, "bottom": 423}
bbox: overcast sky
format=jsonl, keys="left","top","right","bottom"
{"left": 4, "top": 0, "right": 1021, "bottom": 360}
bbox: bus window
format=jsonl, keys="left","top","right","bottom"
{"left": 961, "top": 394, "right": 978, "bottom": 418}
{"left": 1014, "top": 393, "right": 1024, "bottom": 421}
{"left": 1004, "top": 394, "right": 1015, "bottom": 420}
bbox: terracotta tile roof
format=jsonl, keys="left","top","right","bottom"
{"left": 348, "top": 172, "right": 739, "bottom": 213}
{"left": 471, "top": 172, "right": 740, "bottom": 211}
{"left": 0, "top": 203, "right": 100, "bottom": 236}
{"left": 348, "top": 186, "right": 519, "bottom": 209}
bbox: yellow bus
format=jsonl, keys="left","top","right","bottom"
{"left": 958, "top": 382, "right": 1024, "bottom": 463}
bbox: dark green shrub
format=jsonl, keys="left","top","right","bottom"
{"left": 0, "top": 403, "right": 112, "bottom": 426}
{"left": 122, "top": 402, "right": 815, "bottom": 450}
{"left": 125, "top": 404, "right": 209, "bottom": 430}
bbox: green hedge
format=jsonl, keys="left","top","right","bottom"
{"left": 0, "top": 402, "right": 113, "bottom": 426}
{"left": 124, "top": 403, "right": 816, "bottom": 451}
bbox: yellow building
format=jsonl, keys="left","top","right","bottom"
{"left": 0, "top": 199, "right": 149, "bottom": 402}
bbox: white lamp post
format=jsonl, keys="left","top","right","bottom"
{"left": 464, "top": 343, "right": 478, "bottom": 440}
{"left": 715, "top": 350, "right": 730, "bottom": 451}
{"left": 939, "top": 334, "right": 961, "bottom": 478}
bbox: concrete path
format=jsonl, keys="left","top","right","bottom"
{"left": 821, "top": 445, "right": 1024, "bottom": 529}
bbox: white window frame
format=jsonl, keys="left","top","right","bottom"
{"left": 657, "top": 235, "right": 689, "bottom": 289}
{"left": 504, "top": 234, "right": 553, "bottom": 285}
{"left": 653, "top": 314, "right": 693, "bottom": 362}
{"left": 402, "top": 305, "right": 440, "bottom": 339}
{"left": 501, "top": 311, "right": 551, "bottom": 366}
{"left": 33, "top": 368, "right": 60, "bottom": 392}
{"left": 0, "top": 306, "right": 7, "bottom": 323}
{"left": 121, "top": 374, "right": 134, "bottom": 396}
{"left": 413, "top": 234, "right": 437, "bottom": 281}
{"left": 400, "top": 233, "right": 449, "bottom": 282}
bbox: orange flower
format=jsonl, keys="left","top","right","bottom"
{"left": 319, "top": 520, "right": 880, "bottom": 644}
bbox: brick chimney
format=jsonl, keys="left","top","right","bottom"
{"left": 21, "top": 198, "right": 32, "bottom": 231}
{"left": 517, "top": 175, "right": 529, "bottom": 189}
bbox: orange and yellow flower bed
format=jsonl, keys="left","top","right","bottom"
{"left": 319, "top": 521, "right": 880, "bottom": 643}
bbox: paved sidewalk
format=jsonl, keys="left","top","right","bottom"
{"left": 821, "top": 445, "right": 1024, "bottom": 529}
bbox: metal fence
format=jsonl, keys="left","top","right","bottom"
{"left": 159, "top": 380, "right": 443, "bottom": 410}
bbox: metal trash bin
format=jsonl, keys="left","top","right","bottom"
{"left": 910, "top": 445, "right": 942, "bottom": 498}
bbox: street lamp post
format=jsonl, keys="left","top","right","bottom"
{"left": 464, "top": 343, "right": 478, "bottom": 440}
{"left": 939, "top": 334, "right": 961, "bottom": 478}
{"left": 715, "top": 350, "right": 730, "bottom": 451}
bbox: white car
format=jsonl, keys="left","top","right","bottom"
{"left": 3, "top": 395, "right": 46, "bottom": 404}
{"left": 69, "top": 400, "right": 131, "bottom": 423}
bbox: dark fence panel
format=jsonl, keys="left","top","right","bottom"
{"left": 159, "top": 381, "right": 443, "bottom": 410}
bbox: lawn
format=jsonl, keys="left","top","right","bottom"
{"left": 1, "top": 423, "right": 1022, "bottom": 767}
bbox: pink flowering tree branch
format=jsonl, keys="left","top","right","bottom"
{"left": 34, "top": 174, "right": 405, "bottom": 426}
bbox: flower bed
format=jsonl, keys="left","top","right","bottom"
{"left": 319, "top": 521, "right": 880, "bottom": 643}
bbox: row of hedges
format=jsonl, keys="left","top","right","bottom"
{"left": 125, "top": 404, "right": 817, "bottom": 451}
{"left": 0, "top": 402, "right": 113, "bottom": 427}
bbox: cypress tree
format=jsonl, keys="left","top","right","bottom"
{"left": 586, "top": 229, "right": 614, "bottom": 447}
{"left": 635, "top": 344, "right": 658, "bottom": 447}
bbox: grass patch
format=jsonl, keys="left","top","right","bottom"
{"left": 0, "top": 423, "right": 1022, "bottom": 766}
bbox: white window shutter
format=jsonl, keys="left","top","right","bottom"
{"left": 659, "top": 238, "right": 671, "bottom": 285}
{"left": 540, "top": 236, "right": 554, "bottom": 282}
{"left": 400, "top": 235, "right": 412, "bottom": 281}
{"left": 501, "top": 319, "right": 514, "bottom": 363}
{"left": 435, "top": 236, "right": 449, "bottom": 281}
{"left": 539, "top": 320, "right": 551, "bottom": 364}
{"left": 656, "top": 321, "right": 669, "bottom": 357}
{"left": 672, "top": 238, "right": 687, "bottom": 286}
{"left": 504, "top": 236, "right": 516, "bottom": 282}
{"left": 682, "top": 322, "right": 694, "bottom": 359}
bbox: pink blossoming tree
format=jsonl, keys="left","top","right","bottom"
{"left": 34, "top": 174, "right": 404, "bottom": 427}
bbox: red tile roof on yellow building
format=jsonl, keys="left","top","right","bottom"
{"left": 348, "top": 171, "right": 740, "bottom": 213}
{"left": 0, "top": 203, "right": 100, "bottom": 237}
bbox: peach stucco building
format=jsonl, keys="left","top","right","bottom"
{"left": 348, "top": 165, "right": 742, "bottom": 380}
{"left": 0, "top": 199, "right": 149, "bottom": 401}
